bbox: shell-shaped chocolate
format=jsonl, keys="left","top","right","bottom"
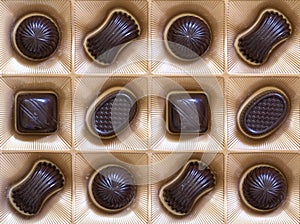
{"left": 9, "top": 160, "right": 65, "bottom": 216}
{"left": 164, "top": 14, "right": 211, "bottom": 61}
{"left": 237, "top": 87, "right": 290, "bottom": 139}
{"left": 86, "top": 87, "right": 137, "bottom": 139}
{"left": 159, "top": 160, "right": 215, "bottom": 216}
{"left": 240, "top": 165, "right": 287, "bottom": 212}
{"left": 88, "top": 165, "right": 136, "bottom": 212}
{"left": 13, "top": 13, "right": 60, "bottom": 61}
{"left": 235, "top": 9, "right": 292, "bottom": 66}
{"left": 84, "top": 9, "right": 140, "bottom": 66}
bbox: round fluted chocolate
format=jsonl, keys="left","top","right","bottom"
{"left": 90, "top": 166, "right": 136, "bottom": 212}
{"left": 241, "top": 166, "right": 287, "bottom": 212}
{"left": 165, "top": 15, "right": 211, "bottom": 60}
{"left": 14, "top": 14, "right": 60, "bottom": 60}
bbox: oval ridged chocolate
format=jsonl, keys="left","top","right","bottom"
{"left": 159, "top": 160, "right": 215, "bottom": 216}
{"left": 89, "top": 165, "right": 136, "bottom": 212}
{"left": 84, "top": 10, "right": 140, "bottom": 65}
{"left": 235, "top": 9, "right": 292, "bottom": 66}
{"left": 9, "top": 160, "right": 64, "bottom": 216}
{"left": 164, "top": 14, "right": 211, "bottom": 61}
{"left": 240, "top": 165, "right": 287, "bottom": 212}
{"left": 237, "top": 87, "right": 290, "bottom": 139}
{"left": 86, "top": 88, "right": 137, "bottom": 139}
{"left": 14, "top": 14, "right": 60, "bottom": 61}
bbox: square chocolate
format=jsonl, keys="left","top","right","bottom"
{"left": 15, "top": 91, "right": 58, "bottom": 134}
{"left": 166, "top": 91, "right": 210, "bottom": 134}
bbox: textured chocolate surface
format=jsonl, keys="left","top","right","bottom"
{"left": 90, "top": 166, "right": 136, "bottom": 211}
{"left": 160, "top": 161, "right": 215, "bottom": 215}
{"left": 14, "top": 14, "right": 60, "bottom": 60}
{"left": 15, "top": 92, "right": 58, "bottom": 134}
{"left": 165, "top": 15, "right": 211, "bottom": 60}
{"left": 241, "top": 165, "right": 287, "bottom": 211}
{"left": 238, "top": 88, "right": 289, "bottom": 139}
{"left": 90, "top": 89, "right": 137, "bottom": 138}
{"left": 9, "top": 160, "right": 64, "bottom": 216}
{"left": 85, "top": 10, "right": 140, "bottom": 65}
{"left": 167, "top": 92, "right": 210, "bottom": 134}
{"left": 236, "top": 10, "right": 291, "bottom": 65}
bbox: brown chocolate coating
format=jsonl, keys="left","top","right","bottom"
{"left": 241, "top": 165, "right": 287, "bottom": 212}
{"left": 167, "top": 92, "right": 210, "bottom": 134}
{"left": 15, "top": 92, "right": 58, "bottom": 134}
{"left": 235, "top": 9, "right": 291, "bottom": 65}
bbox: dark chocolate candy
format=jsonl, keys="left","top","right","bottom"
{"left": 9, "top": 160, "right": 64, "bottom": 216}
{"left": 240, "top": 165, "right": 287, "bottom": 212}
{"left": 237, "top": 87, "right": 290, "bottom": 139}
{"left": 89, "top": 165, "right": 136, "bottom": 212}
{"left": 15, "top": 91, "right": 58, "bottom": 135}
{"left": 86, "top": 87, "right": 137, "bottom": 139}
{"left": 166, "top": 91, "right": 210, "bottom": 134}
{"left": 13, "top": 13, "right": 60, "bottom": 61}
{"left": 84, "top": 9, "right": 140, "bottom": 65}
{"left": 164, "top": 14, "right": 211, "bottom": 61}
{"left": 159, "top": 160, "right": 215, "bottom": 216}
{"left": 235, "top": 9, "right": 292, "bottom": 66}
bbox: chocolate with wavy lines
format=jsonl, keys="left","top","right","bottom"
{"left": 235, "top": 9, "right": 292, "bottom": 66}
{"left": 159, "top": 160, "right": 215, "bottom": 216}
{"left": 164, "top": 13, "right": 211, "bottom": 61}
{"left": 12, "top": 13, "right": 60, "bottom": 61}
{"left": 239, "top": 164, "right": 287, "bottom": 212}
{"left": 84, "top": 9, "right": 140, "bottom": 66}
{"left": 9, "top": 160, "right": 65, "bottom": 216}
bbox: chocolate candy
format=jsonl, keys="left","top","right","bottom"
{"left": 240, "top": 164, "right": 287, "bottom": 212}
{"left": 85, "top": 87, "right": 137, "bottom": 139}
{"left": 164, "top": 14, "right": 211, "bottom": 61}
{"left": 84, "top": 9, "right": 140, "bottom": 66}
{"left": 237, "top": 87, "right": 290, "bottom": 139}
{"left": 15, "top": 91, "right": 58, "bottom": 135}
{"left": 159, "top": 160, "right": 215, "bottom": 216}
{"left": 235, "top": 9, "right": 292, "bottom": 66}
{"left": 13, "top": 13, "right": 60, "bottom": 61}
{"left": 166, "top": 91, "right": 210, "bottom": 135}
{"left": 88, "top": 165, "right": 136, "bottom": 212}
{"left": 9, "top": 160, "right": 65, "bottom": 216}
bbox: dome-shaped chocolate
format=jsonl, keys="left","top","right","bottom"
{"left": 13, "top": 13, "right": 60, "bottom": 61}
{"left": 164, "top": 14, "right": 211, "bottom": 61}
{"left": 240, "top": 165, "right": 287, "bottom": 212}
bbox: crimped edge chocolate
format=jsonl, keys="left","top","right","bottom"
{"left": 85, "top": 86, "right": 137, "bottom": 139}
{"left": 165, "top": 90, "right": 211, "bottom": 135}
{"left": 234, "top": 8, "right": 292, "bottom": 66}
{"left": 159, "top": 160, "right": 215, "bottom": 216}
{"left": 83, "top": 8, "right": 141, "bottom": 66}
{"left": 236, "top": 86, "right": 290, "bottom": 139}
{"left": 88, "top": 164, "right": 136, "bottom": 213}
{"left": 163, "top": 13, "right": 212, "bottom": 62}
{"left": 12, "top": 13, "right": 60, "bottom": 62}
{"left": 14, "top": 90, "right": 59, "bottom": 135}
{"left": 8, "top": 159, "right": 65, "bottom": 216}
{"left": 239, "top": 164, "right": 287, "bottom": 213}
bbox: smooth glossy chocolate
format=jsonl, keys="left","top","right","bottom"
{"left": 9, "top": 160, "right": 64, "bottom": 216}
{"left": 88, "top": 165, "right": 136, "bottom": 212}
{"left": 237, "top": 87, "right": 290, "bottom": 139}
{"left": 13, "top": 13, "right": 60, "bottom": 61}
{"left": 84, "top": 9, "right": 140, "bottom": 65}
{"left": 235, "top": 9, "right": 292, "bottom": 66}
{"left": 166, "top": 91, "right": 210, "bottom": 135}
{"left": 86, "top": 87, "right": 137, "bottom": 139}
{"left": 15, "top": 91, "right": 58, "bottom": 135}
{"left": 159, "top": 160, "right": 215, "bottom": 216}
{"left": 240, "top": 165, "right": 287, "bottom": 212}
{"left": 164, "top": 14, "right": 211, "bottom": 61}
